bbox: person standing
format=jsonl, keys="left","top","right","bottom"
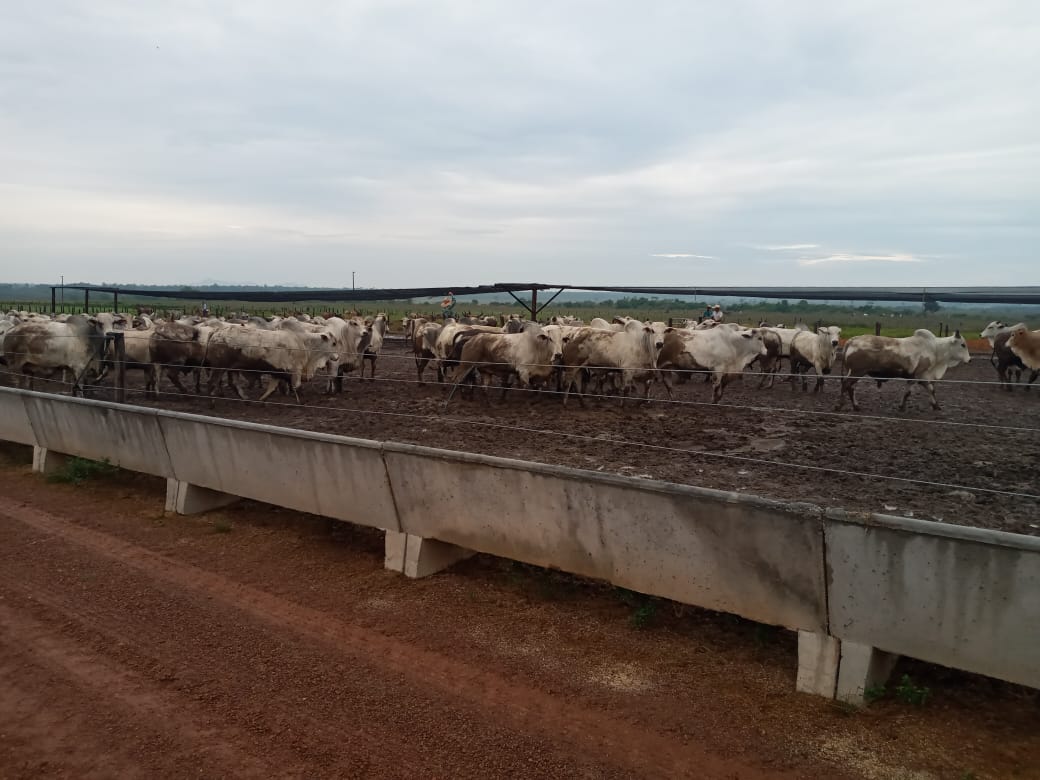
{"left": 440, "top": 291, "right": 457, "bottom": 320}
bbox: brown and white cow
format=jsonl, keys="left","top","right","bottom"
{"left": 2, "top": 314, "right": 107, "bottom": 395}
{"left": 204, "top": 324, "right": 339, "bottom": 403}
{"left": 448, "top": 323, "right": 565, "bottom": 403}
{"left": 361, "top": 313, "right": 388, "bottom": 379}
{"left": 1008, "top": 324, "right": 1040, "bottom": 372}
{"left": 413, "top": 320, "right": 442, "bottom": 383}
{"left": 837, "top": 329, "right": 970, "bottom": 411}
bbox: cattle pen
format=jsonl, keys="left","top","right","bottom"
{"left": 2, "top": 284, "right": 1039, "bottom": 711}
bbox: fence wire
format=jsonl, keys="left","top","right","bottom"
{"left": 2, "top": 367, "right": 1038, "bottom": 504}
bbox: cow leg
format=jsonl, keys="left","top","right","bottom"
{"left": 898, "top": 381, "right": 915, "bottom": 411}
{"left": 660, "top": 372, "right": 675, "bottom": 400}
{"left": 166, "top": 367, "right": 189, "bottom": 395}
{"left": 1025, "top": 370, "right": 1039, "bottom": 391}
{"left": 925, "top": 381, "right": 940, "bottom": 410}
{"left": 258, "top": 374, "right": 283, "bottom": 402}
{"left": 204, "top": 368, "right": 225, "bottom": 406}
{"left": 500, "top": 373, "right": 514, "bottom": 403}
{"left": 813, "top": 373, "right": 825, "bottom": 394}
{"left": 72, "top": 363, "right": 95, "bottom": 397}
{"left": 836, "top": 376, "right": 856, "bottom": 411}
{"left": 228, "top": 373, "right": 248, "bottom": 401}
{"left": 480, "top": 372, "right": 494, "bottom": 406}
{"left": 145, "top": 365, "right": 158, "bottom": 399}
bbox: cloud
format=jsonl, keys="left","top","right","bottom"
{"left": 0, "top": 1, "right": 1036, "bottom": 285}
{"left": 651, "top": 253, "right": 716, "bottom": 260}
{"left": 796, "top": 252, "right": 924, "bottom": 267}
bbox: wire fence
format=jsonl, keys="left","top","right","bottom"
{"left": 4, "top": 366, "right": 1038, "bottom": 504}
{"left": 3, "top": 314, "right": 1038, "bottom": 520}
{"left": 0, "top": 333, "right": 1023, "bottom": 386}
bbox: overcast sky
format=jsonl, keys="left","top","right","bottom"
{"left": 2, "top": 1, "right": 1037, "bottom": 288}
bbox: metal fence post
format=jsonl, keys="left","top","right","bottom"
{"left": 875, "top": 321, "right": 881, "bottom": 336}
{"left": 111, "top": 332, "right": 126, "bottom": 403}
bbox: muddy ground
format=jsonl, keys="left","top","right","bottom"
{"left": 1, "top": 455, "right": 1037, "bottom": 779}
{"left": 28, "top": 337, "right": 1030, "bottom": 536}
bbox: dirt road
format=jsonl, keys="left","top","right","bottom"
{"left": 1, "top": 459, "right": 1037, "bottom": 778}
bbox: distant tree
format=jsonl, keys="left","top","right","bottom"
{"left": 776, "top": 299, "right": 790, "bottom": 312}
{"left": 923, "top": 298, "right": 941, "bottom": 313}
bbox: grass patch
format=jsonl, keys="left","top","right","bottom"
{"left": 615, "top": 587, "right": 658, "bottom": 630}
{"left": 894, "top": 674, "right": 931, "bottom": 706}
{"left": 46, "top": 456, "right": 119, "bottom": 485}
{"left": 861, "top": 674, "right": 931, "bottom": 707}
{"left": 212, "top": 518, "right": 233, "bottom": 534}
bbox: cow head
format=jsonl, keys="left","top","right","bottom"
{"left": 742, "top": 328, "right": 768, "bottom": 357}
{"left": 538, "top": 325, "right": 565, "bottom": 363}
{"left": 980, "top": 321, "right": 1007, "bottom": 340}
{"left": 818, "top": 326, "right": 841, "bottom": 348}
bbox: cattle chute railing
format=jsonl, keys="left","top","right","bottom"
{"left": 1, "top": 385, "right": 1037, "bottom": 701}
{"left": 47, "top": 282, "right": 1040, "bottom": 316}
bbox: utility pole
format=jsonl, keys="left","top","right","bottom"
{"left": 352, "top": 271, "right": 356, "bottom": 290}
{"left": 60, "top": 275, "right": 64, "bottom": 313}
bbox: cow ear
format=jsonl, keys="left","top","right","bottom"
{"left": 664, "top": 327, "right": 675, "bottom": 333}
{"left": 322, "top": 333, "right": 330, "bottom": 341}
{"left": 538, "top": 333, "right": 548, "bottom": 340}
{"left": 741, "top": 331, "right": 752, "bottom": 338}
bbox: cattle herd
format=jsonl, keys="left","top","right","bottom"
{"left": 1, "top": 308, "right": 1038, "bottom": 413}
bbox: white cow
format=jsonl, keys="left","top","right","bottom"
{"left": 322, "top": 316, "right": 372, "bottom": 392}
{"left": 656, "top": 326, "right": 768, "bottom": 403}
{"left": 561, "top": 320, "right": 664, "bottom": 406}
{"left": 789, "top": 326, "right": 842, "bottom": 393}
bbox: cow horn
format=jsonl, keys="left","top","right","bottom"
{"left": 954, "top": 329, "right": 961, "bottom": 338}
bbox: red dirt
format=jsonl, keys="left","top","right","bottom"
{"left": 88, "top": 338, "right": 1040, "bottom": 536}
{"left": 1, "top": 459, "right": 1038, "bottom": 779}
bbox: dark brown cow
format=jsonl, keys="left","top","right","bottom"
{"left": 991, "top": 331, "right": 1037, "bottom": 390}
{"left": 150, "top": 321, "right": 206, "bottom": 395}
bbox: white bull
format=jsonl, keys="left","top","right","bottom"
{"left": 656, "top": 325, "right": 767, "bottom": 403}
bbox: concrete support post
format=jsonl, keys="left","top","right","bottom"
{"left": 384, "top": 530, "right": 475, "bottom": 578}
{"left": 836, "top": 640, "right": 900, "bottom": 705}
{"left": 165, "top": 478, "right": 239, "bottom": 515}
{"left": 32, "top": 446, "right": 69, "bottom": 476}
{"left": 796, "top": 630, "right": 840, "bottom": 698}
{"left": 796, "top": 633, "right": 900, "bottom": 704}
